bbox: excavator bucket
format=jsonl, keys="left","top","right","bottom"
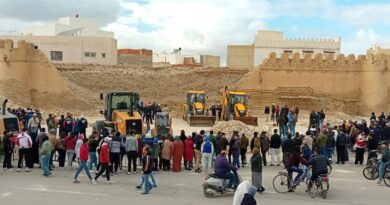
{"left": 233, "top": 116, "right": 258, "bottom": 126}
{"left": 189, "top": 116, "right": 216, "bottom": 127}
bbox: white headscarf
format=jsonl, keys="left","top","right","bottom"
{"left": 232, "top": 180, "right": 251, "bottom": 205}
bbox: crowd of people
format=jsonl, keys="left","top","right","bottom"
{"left": 1, "top": 107, "right": 390, "bottom": 201}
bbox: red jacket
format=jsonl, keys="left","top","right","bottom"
{"left": 64, "top": 136, "right": 76, "bottom": 150}
{"left": 184, "top": 139, "right": 194, "bottom": 161}
{"left": 99, "top": 143, "right": 110, "bottom": 163}
{"left": 79, "top": 144, "right": 89, "bottom": 161}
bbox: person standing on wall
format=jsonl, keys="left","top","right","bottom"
{"left": 264, "top": 106, "right": 270, "bottom": 122}
{"left": 271, "top": 104, "right": 276, "bottom": 121}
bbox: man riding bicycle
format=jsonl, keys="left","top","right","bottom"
{"left": 377, "top": 141, "right": 390, "bottom": 185}
{"left": 306, "top": 149, "right": 331, "bottom": 190}
{"left": 286, "top": 151, "right": 304, "bottom": 192}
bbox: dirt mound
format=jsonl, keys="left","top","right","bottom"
{"left": 211, "top": 120, "right": 269, "bottom": 140}
{"left": 56, "top": 64, "right": 249, "bottom": 117}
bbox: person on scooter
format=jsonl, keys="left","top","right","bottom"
{"left": 306, "top": 149, "right": 331, "bottom": 190}
{"left": 214, "top": 150, "right": 238, "bottom": 191}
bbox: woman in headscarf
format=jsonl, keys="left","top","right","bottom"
{"left": 161, "top": 136, "right": 173, "bottom": 171}
{"left": 240, "top": 186, "right": 257, "bottom": 205}
{"left": 232, "top": 181, "right": 251, "bottom": 205}
{"left": 172, "top": 136, "right": 184, "bottom": 172}
{"left": 184, "top": 135, "right": 194, "bottom": 170}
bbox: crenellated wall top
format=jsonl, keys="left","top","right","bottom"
{"left": 261, "top": 52, "right": 390, "bottom": 71}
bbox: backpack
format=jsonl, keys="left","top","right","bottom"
{"left": 65, "top": 119, "right": 73, "bottom": 132}
{"left": 292, "top": 115, "right": 297, "bottom": 123}
{"left": 254, "top": 137, "right": 261, "bottom": 149}
{"left": 326, "top": 133, "right": 335, "bottom": 148}
{"left": 203, "top": 141, "right": 212, "bottom": 153}
{"left": 144, "top": 155, "right": 154, "bottom": 172}
{"left": 261, "top": 137, "right": 270, "bottom": 152}
{"left": 337, "top": 133, "right": 347, "bottom": 146}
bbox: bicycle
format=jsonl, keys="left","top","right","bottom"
{"left": 307, "top": 174, "right": 330, "bottom": 199}
{"left": 272, "top": 165, "right": 311, "bottom": 193}
{"left": 362, "top": 158, "right": 379, "bottom": 180}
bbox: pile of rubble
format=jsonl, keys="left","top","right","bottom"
{"left": 211, "top": 120, "right": 269, "bottom": 140}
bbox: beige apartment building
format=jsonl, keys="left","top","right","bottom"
{"left": 228, "top": 30, "right": 341, "bottom": 68}
{"left": 1, "top": 16, "right": 117, "bottom": 65}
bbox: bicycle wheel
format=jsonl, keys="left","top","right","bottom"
{"left": 327, "top": 165, "right": 332, "bottom": 175}
{"left": 307, "top": 181, "right": 316, "bottom": 198}
{"left": 273, "top": 174, "right": 290, "bottom": 193}
{"left": 363, "top": 166, "right": 379, "bottom": 180}
{"left": 319, "top": 182, "right": 327, "bottom": 199}
{"left": 383, "top": 170, "right": 390, "bottom": 187}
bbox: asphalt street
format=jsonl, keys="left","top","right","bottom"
{"left": 0, "top": 159, "right": 388, "bottom": 205}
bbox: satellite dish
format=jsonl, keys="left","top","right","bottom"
{"left": 172, "top": 48, "right": 182, "bottom": 54}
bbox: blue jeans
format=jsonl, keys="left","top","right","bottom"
{"left": 287, "top": 166, "right": 304, "bottom": 182}
{"left": 88, "top": 152, "right": 97, "bottom": 171}
{"left": 232, "top": 154, "right": 240, "bottom": 168}
{"left": 139, "top": 172, "right": 157, "bottom": 187}
{"left": 41, "top": 155, "right": 51, "bottom": 176}
{"left": 378, "top": 160, "right": 390, "bottom": 182}
{"left": 142, "top": 173, "right": 153, "bottom": 193}
{"left": 288, "top": 123, "right": 295, "bottom": 135}
{"left": 279, "top": 124, "right": 286, "bottom": 137}
{"left": 326, "top": 147, "right": 334, "bottom": 161}
{"left": 75, "top": 160, "right": 92, "bottom": 180}
{"left": 319, "top": 146, "right": 327, "bottom": 157}
{"left": 216, "top": 172, "right": 236, "bottom": 188}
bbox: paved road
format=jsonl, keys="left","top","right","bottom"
{"left": 0, "top": 161, "right": 388, "bottom": 205}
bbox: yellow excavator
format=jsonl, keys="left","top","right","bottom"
{"left": 96, "top": 92, "right": 145, "bottom": 135}
{"left": 221, "top": 86, "right": 258, "bottom": 126}
{"left": 0, "top": 99, "right": 21, "bottom": 134}
{"left": 182, "top": 91, "right": 216, "bottom": 126}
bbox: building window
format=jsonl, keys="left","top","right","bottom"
{"left": 303, "top": 50, "right": 314, "bottom": 53}
{"left": 84, "top": 52, "right": 97, "bottom": 58}
{"left": 284, "top": 50, "right": 293, "bottom": 57}
{"left": 102, "top": 53, "right": 106, "bottom": 58}
{"left": 50, "top": 51, "right": 63, "bottom": 61}
{"left": 323, "top": 51, "right": 335, "bottom": 54}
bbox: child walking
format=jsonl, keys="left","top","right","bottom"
{"left": 74, "top": 138, "right": 93, "bottom": 183}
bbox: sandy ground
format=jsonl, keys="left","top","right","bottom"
{"left": 0, "top": 153, "right": 387, "bottom": 205}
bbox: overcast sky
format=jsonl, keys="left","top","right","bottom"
{"left": 0, "top": 0, "right": 389, "bottom": 64}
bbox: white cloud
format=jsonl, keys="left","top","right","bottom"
{"left": 1, "top": 0, "right": 390, "bottom": 63}
{"left": 0, "top": 0, "right": 121, "bottom": 25}
{"left": 105, "top": 0, "right": 272, "bottom": 64}
{"left": 342, "top": 28, "right": 382, "bottom": 55}
{"left": 338, "top": 4, "right": 390, "bottom": 26}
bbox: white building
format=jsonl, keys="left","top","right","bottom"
{"left": 228, "top": 30, "right": 341, "bottom": 68}
{"left": 2, "top": 16, "right": 117, "bottom": 65}
{"left": 153, "top": 53, "right": 186, "bottom": 65}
